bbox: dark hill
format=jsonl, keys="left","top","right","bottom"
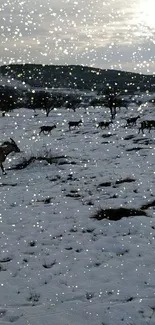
{"left": 0, "top": 64, "right": 155, "bottom": 93}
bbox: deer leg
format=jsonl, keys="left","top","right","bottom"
{"left": 0, "top": 162, "right": 6, "bottom": 175}
{"left": 140, "top": 128, "right": 144, "bottom": 134}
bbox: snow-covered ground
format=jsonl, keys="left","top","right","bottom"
{"left": 0, "top": 100, "right": 155, "bottom": 325}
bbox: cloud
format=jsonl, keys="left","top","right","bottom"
{"left": 0, "top": 0, "right": 155, "bottom": 73}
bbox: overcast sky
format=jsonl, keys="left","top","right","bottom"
{"left": 0, "top": 0, "right": 155, "bottom": 74}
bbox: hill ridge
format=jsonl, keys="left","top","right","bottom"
{"left": 0, "top": 64, "right": 155, "bottom": 92}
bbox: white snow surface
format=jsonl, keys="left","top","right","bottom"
{"left": 0, "top": 101, "right": 155, "bottom": 325}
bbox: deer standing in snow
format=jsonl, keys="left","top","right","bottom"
{"left": 97, "top": 121, "right": 113, "bottom": 129}
{"left": 0, "top": 138, "right": 20, "bottom": 174}
{"left": 39, "top": 124, "right": 57, "bottom": 135}
{"left": 125, "top": 115, "right": 140, "bottom": 127}
{"left": 139, "top": 120, "right": 155, "bottom": 134}
{"left": 68, "top": 119, "right": 82, "bottom": 130}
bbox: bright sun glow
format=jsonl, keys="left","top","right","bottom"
{"left": 136, "top": 0, "right": 155, "bottom": 28}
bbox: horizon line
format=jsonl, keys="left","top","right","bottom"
{"left": 0, "top": 63, "right": 155, "bottom": 77}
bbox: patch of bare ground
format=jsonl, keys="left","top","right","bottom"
{"left": 101, "top": 134, "right": 113, "bottom": 138}
{"left": 0, "top": 183, "right": 17, "bottom": 187}
{"left": 126, "top": 147, "right": 146, "bottom": 152}
{"left": 124, "top": 135, "right": 135, "bottom": 140}
{"left": 10, "top": 156, "right": 36, "bottom": 169}
{"left": 98, "top": 177, "right": 135, "bottom": 188}
{"left": 140, "top": 200, "right": 155, "bottom": 210}
{"left": 11, "top": 154, "right": 70, "bottom": 170}
{"left": 98, "top": 181, "right": 112, "bottom": 187}
{"left": 91, "top": 207, "right": 147, "bottom": 221}
{"left": 133, "top": 138, "right": 155, "bottom": 145}
{"left": 115, "top": 177, "right": 135, "bottom": 184}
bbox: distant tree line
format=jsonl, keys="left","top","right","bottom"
{"left": 0, "top": 86, "right": 82, "bottom": 116}
{"left": 89, "top": 86, "right": 130, "bottom": 119}
{"left": 1, "top": 83, "right": 154, "bottom": 119}
{"left": 25, "top": 90, "right": 82, "bottom": 116}
{"left": 0, "top": 86, "right": 23, "bottom": 113}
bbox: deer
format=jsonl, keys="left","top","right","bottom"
{"left": 138, "top": 120, "right": 155, "bottom": 134}
{"left": 68, "top": 119, "right": 82, "bottom": 130}
{"left": 0, "top": 138, "right": 20, "bottom": 174}
{"left": 125, "top": 115, "right": 140, "bottom": 127}
{"left": 97, "top": 121, "right": 113, "bottom": 129}
{"left": 39, "top": 124, "right": 57, "bottom": 135}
